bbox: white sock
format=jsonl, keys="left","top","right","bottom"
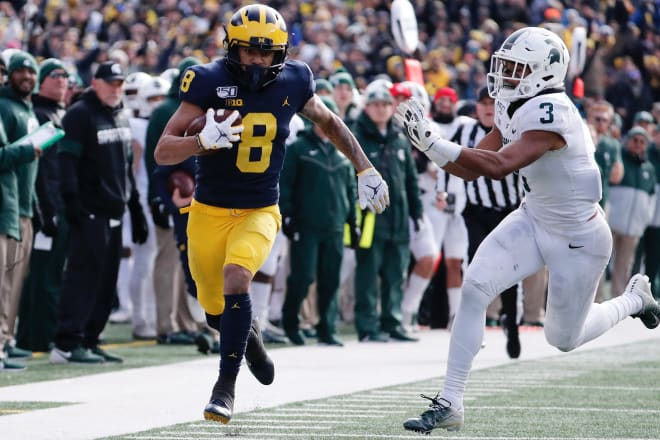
{"left": 447, "top": 287, "right": 462, "bottom": 318}
{"left": 578, "top": 292, "right": 643, "bottom": 345}
{"left": 249, "top": 281, "right": 271, "bottom": 324}
{"left": 441, "top": 280, "right": 490, "bottom": 411}
{"left": 401, "top": 273, "right": 431, "bottom": 315}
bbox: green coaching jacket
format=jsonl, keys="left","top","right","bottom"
{"left": 351, "top": 112, "right": 423, "bottom": 243}
{"left": 279, "top": 128, "right": 357, "bottom": 233}
{"left": 609, "top": 148, "right": 656, "bottom": 237}
{"left": 0, "top": 86, "right": 40, "bottom": 219}
{"left": 0, "top": 122, "right": 38, "bottom": 240}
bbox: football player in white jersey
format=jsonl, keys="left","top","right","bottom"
{"left": 395, "top": 26, "right": 660, "bottom": 433}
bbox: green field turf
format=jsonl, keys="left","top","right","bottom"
{"left": 103, "top": 339, "right": 660, "bottom": 440}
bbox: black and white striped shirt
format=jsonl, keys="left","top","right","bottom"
{"left": 452, "top": 119, "right": 522, "bottom": 211}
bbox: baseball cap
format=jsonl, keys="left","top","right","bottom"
{"left": 94, "top": 61, "right": 125, "bottom": 82}
{"left": 434, "top": 86, "right": 458, "bottom": 104}
{"left": 477, "top": 86, "right": 492, "bottom": 102}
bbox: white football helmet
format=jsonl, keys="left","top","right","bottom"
{"left": 159, "top": 67, "right": 179, "bottom": 85}
{"left": 137, "top": 76, "right": 170, "bottom": 118}
{"left": 487, "top": 27, "right": 569, "bottom": 102}
{"left": 122, "top": 71, "right": 151, "bottom": 112}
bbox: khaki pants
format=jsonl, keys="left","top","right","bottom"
{"left": 5, "top": 218, "right": 33, "bottom": 344}
{"left": 0, "top": 234, "right": 18, "bottom": 356}
{"left": 154, "top": 226, "right": 197, "bottom": 335}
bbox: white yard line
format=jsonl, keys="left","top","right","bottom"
{"left": 0, "top": 318, "right": 656, "bottom": 440}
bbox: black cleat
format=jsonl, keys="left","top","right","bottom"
{"left": 245, "top": 319, "right": 275, "bottom": 385}
{"left": 403, "top": 394, "right": 464, "bottom": 433}
{"left": 203, "top": 376, "right": 235, "bottom": 424}
{"left": 501, "top": 314, "right": 521, "bottom": 359}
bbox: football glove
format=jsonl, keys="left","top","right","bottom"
{"left": 197, "top": 108, "right": 244, "bottom": 151}
{"left": 395, "top": 98, "right": 461, "bottom": 166}
{"left": 128, "top": 195, "right": 149, "bottom": 245}
{"left": 357, "top": 167, "right": 389, "bottom": 214}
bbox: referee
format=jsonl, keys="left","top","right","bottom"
{"left": 458, "top": 88, "right": 522, "bottom": 358}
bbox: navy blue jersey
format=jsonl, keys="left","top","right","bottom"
{"left": 180, "top": 59, "right": 315, "bottom": 208}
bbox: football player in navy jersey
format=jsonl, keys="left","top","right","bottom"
{"left": 154, "top": 4, "right": 389, "bottom": 424}
{"left": 396, "top": 27, "right": 660, "bottom": 433}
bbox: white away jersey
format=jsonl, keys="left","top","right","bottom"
{"left": 495, "top": 92, "right": 601, "bottom": 230}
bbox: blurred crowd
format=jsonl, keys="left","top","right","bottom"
{"left": 0, "top": 0, "right": 658, "bottom": 126}
{"left": 0, "top": 0, "right": 659, "bottom": 370}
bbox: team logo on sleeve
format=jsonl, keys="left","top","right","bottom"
{"left": 216, "top": 86, "right": 238, "bottom": 98}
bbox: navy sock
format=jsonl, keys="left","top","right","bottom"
{"left": 205, "top": 313, "right": 221, "bottom": 331}
{"left": 219, "top": 293, "right": 252, "bottom": 378}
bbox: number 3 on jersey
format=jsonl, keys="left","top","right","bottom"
{"left": 236, "top": 113, "right": 276, "bottom": 173}
{"left": 539, "top": 102, "right": 554, "bottom": 124}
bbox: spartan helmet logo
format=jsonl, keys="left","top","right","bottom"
{"left": 546, "top": 39, "right": 563, "bottom": 66}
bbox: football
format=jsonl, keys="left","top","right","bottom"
{"left": 168, "top": 169, "right": 195, "bottom": 198}
{"left": 184, "top": 109, "right": 242, "bottom": 137}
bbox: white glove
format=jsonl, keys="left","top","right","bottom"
{"left": 395, "top": 98, "right": 461, "bottom": 166}
{"left": 197, "top": 108, "right": 244, "bottom": 150}
{"left": 357, "top": 167, "right": 390, "bottom": 214}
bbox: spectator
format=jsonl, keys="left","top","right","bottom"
{"left": 608, "top": 127, "right": 656, "bottom": 297}
{"left": 329, "top": 70, "right": 361, "bottom": 126}
{"left": 633, "top": 123, "right": 660, "bottom": 298}
{"left": 145, "top": 57, "right": 203, "bottom": 347}
{"left": 0, "top": 50, "right": 41, "bottom": 362}
{"left": 390, "top": 83, "right": 439, "bottom": 334}
{"left": 50, "top": 61, "right": 148, "bottom": 364}
{"left": 0, "top": 126, "right": 44, "bottom": 371}
{"left": 352, "top": 81, "right": 422, "bottom": 343}
{"left": 279, "top": 96, "right": 357, "bottom": 347}
{"left": 15, "top": 58, "right": 69, "bottom": 352}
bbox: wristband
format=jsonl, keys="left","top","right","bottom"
{"left": 430, "top": 138, "right": 462, "bottom": 162}
{"left": 194, "top": 133, "right": 205, "bottom": 151}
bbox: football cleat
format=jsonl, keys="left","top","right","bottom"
{"left": 403, "top": 394, "right": 464, "bottom": 434}
{"left": 501, "top": 314, "right": 521, "bottom": 359}
{"left": 245, "top": 319, "right": 275, "bottom": 385}
{"left": 627, "top": 274, "right": 660, "bottom": 329}
{"left": 203, "top": 376, "right": 235, "bottom": 424}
